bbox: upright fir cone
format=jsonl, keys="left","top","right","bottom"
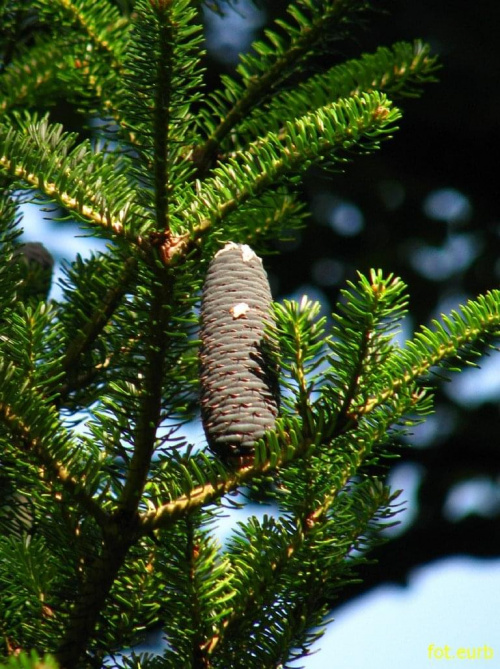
{"left": 199, "top": 243, "right": 279, "bottom": 463}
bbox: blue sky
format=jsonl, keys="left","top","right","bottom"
{"left": 300, "top": 557, "right": 500, "bottom": 668}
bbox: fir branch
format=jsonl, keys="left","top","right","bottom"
{"left": 0, "top": 38, "right": 64, "bottom": 114}
{"left": 139, "top": 474, "right": 243, "bottom": 532}
{"left": 357, "top": 289, "right": 500, "bottom": 418}
{"left": 184, "top": 516, "right": 236, "bottom": 666}
{"left": 206, "top": 480, "right": 391, "bottom": 662}
{"left": 208, "top": 515, "right": 303, "bottom": 659}
{"left": 140, "top": 271, "right": 448, "bottom": 559}
{"left": 223, "top": 189, "right": 308, "bottom": 249}
{"left": 0, "top": 115, "right": 150, "bottom": 246}
{"left": 61, "top": 58, "right": 137, "bottom": 146}
{"left": 185, "top": 92, "right": 400, "bottom": 250}
{"left": 138, "top": 463, "right": 273, "bottom": 533}
{"left": 195, "top": 0, "right": 372, "bottom": 174}
{"left": 0, "top": 303, "right": 111, "bottom": 544}
{"left": 0, "top": 2, "right": 476, "bottom": 666}
{"left": 0, "top": 365, "right": 108, "bottom": 529}
{"left": 234, "top": 40, "right": 439, "bottom": 148}
{"left": 60, "top": 255, "right": 138, "bottom": 393}
{"left": 55, "top": 539, "right": 131, "bottom": 668}
{"left": 0, "top": 7, "right": 131, "bottom": 143}
{"left": 0, "top": 146, "right": 123, "bottom": 232}
{"left": 0, "top": 184, "right": 23, "bottom": 311}
{"left": 277, "top": 483, "right": 395, "bottom": 666}
{"left": 185, "top": 517, "right": 205, "bottom": 666}
{"left": 121, "top": 0, "right": 203, "bottom": 213}
{"left": 0, "top": 650, "right": 58, "bottom": 669}
{"left": 273, "top": 296, "right": 328, "bottom": 419}
{"left": 118, "top": 278, "right": 175, "bottom": 518}
{"left": 150, "top": 1, "right": 176, "bottom": 232}
{"left": 324, "top": 269, "right": 408, "bottom": 429}
{"left": 139, "top": 417, "right": 308, "bottom": 534}
{"left": 34, "top": 0, "right": 128, "bottom": 72}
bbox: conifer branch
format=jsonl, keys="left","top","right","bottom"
{"left": 140, "top": 394, "right": 398, "bottom": 539}
{"left": 186, "top": 92, "right": 400, "bottom": 249}
{"left": 356, "top": 290, "right": 500, "bottom": 418}
{"left": 205, "top": 479, "right": 389, "bottom": 660}
{"left": 139, "top": 423, "right": 309, "bottom": 533}
{"left": 0, "top": 39, "right": 63, "bottom": 114}
{"left": 55, "top": 539, "right": 131, "bottom": 669}
{"left": 151, "top": 1, "right": 175, "bottom": 232}
{"left": 0, "top": 394, "right": 108, "bottom": 529}
{"left": 61, "top": 256, "right": 138, "bottom": 385}
{"left": 208, "top": 520, "right": 310, "bottom": 657}
{"left": 195, "top": 0, "right": 371, "bottom": 174}
{"left": 2, "top": 1, "right": 488, "bottom": 665}
{"left": 40, "top": 0, "right": 128, "bottom": 72}
{"left": 139, "top": 472, "right": 250, "bottom": 532}
{"left": 59, "top": 49, "right": 138, "bottom": 146}
{"left": 234, "top": 40, "right": 439, "bottom": 149}
{"left": 118, "top": 278, "right": 175, "bottom": 518}
{"left": 271, "top": 484, "right": 393, "bottom": 666}
{"left": 0, "top": 151, "right": 129, "bottom": 239}
{"left": 185, "top": 516, "right": 211, "bottom": 668}
{"left": 0, "top": 119, "right": 156, "bottom": 253}
{"left": 120, "top": 0, "right": 203, "bottom": 198}
{"left": 334, "top": 272, "right": 407, "bottom": 425}
{"left": 205, "top": 518, "right": 307, "bottom": 658}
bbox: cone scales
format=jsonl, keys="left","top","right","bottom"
{"left": 199, "top": 243, "right": 279, "bottom": 461}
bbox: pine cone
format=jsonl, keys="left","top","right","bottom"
{"left": 200, "top": 243, "right": 279, "bottom": 462}
{"left": 13, "top": 241, "right": 54, "bottom": 302}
